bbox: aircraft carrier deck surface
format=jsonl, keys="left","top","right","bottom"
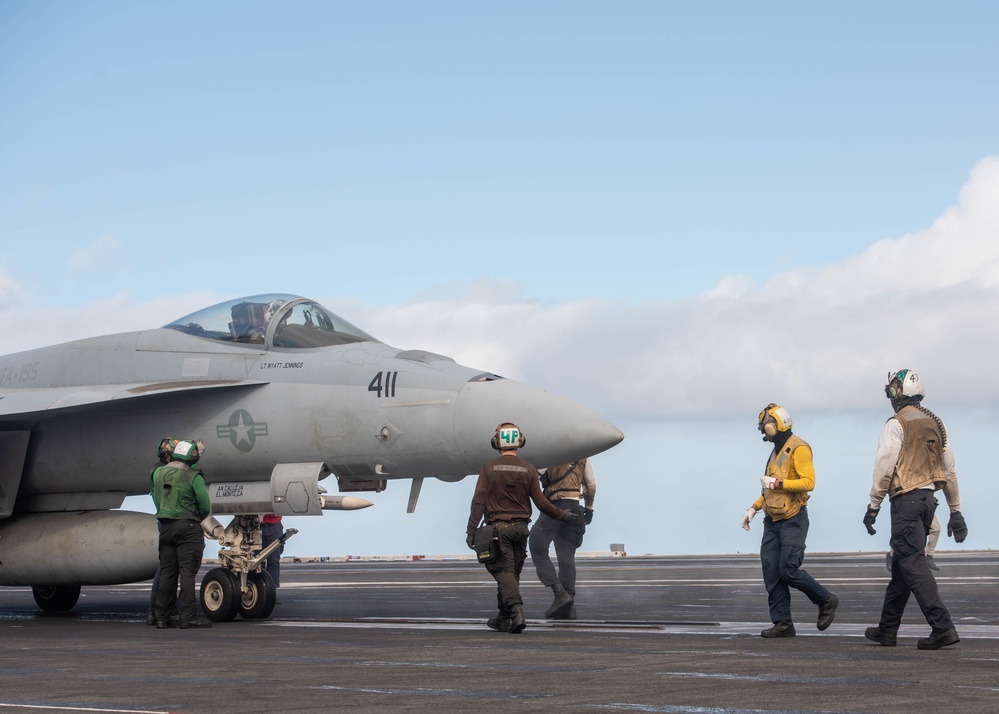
{"left": 1, "top": 551, "right": 997, "bottom": 713}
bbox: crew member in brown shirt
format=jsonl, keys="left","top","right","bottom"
{"left": 466, "top": 422, "right": 579, "bottom": 633}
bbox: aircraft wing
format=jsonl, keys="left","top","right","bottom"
{"left": 0, "top": 379, "right": 268, "bottom": 420}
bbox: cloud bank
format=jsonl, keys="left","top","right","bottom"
{"left": 3, "top": 157, "right": 998, "bottom": 426}
{"left": 361, "top": 156, "right": 999, "bottom": 420}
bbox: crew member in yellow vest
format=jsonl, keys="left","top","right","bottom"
{"left": 863, "top": 369, "right": 967, "bottom": 650}
{"left": 741, "top": 403, "right": 838, "bottom": 638}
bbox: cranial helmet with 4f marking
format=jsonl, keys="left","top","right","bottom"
{"left": 491, "top": 422, "right": 526, "bottom": 451}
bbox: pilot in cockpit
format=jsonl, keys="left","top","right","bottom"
{"left": 265, "top": 300, "right": 286, "bottom": 324}
{"left": 229, "top": 302, "right": 266, "bottom": 343}
{"left": 230, "top": 300, "right": 286, "bottom": 343}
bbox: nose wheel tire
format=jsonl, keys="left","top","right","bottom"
{"left": 238, "top": 569, "right": 277, "bottom": 620}
{"left": 200, "top": 568, "right": 239, "bottom": 622}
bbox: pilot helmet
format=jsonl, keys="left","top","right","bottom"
{"left": 758, "top": 403, "right": 792, "bottom": 441}
{"left": 172, "top": 439, "right": 200, "bottom": 464}
{"left": 265, "top": 300, "right": 286, "bottom": 322}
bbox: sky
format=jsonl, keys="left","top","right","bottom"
{"left": 2, "top": 2, "right": 999, "bottom": 560}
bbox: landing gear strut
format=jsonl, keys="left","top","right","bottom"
{"left": 199, "top": 514, "right": 296, "bottom": 622}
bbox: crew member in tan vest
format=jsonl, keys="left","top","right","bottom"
{"left": 863, "top": 370, "right": 967, "bottom": 650}
{"left": 741, "top": 403, "right": 839, "bottom": 638}
{"left": 886, "top": 513, "right": 941, "bottom": 573}
{"left": 529, "top": 457, "right": 596, "bottom": 619}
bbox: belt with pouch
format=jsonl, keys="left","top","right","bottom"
{"left": 488, "top": 518, "right": 529, "bottom": 529}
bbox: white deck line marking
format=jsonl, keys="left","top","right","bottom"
{"left": 270, "top": 575, "right": 999, "bottom": 588}
{"left": 265, "top": 619, "right": 999, "bottom": 639}
{"left": 0, "top": 705, "right": 167, "bottom": 714}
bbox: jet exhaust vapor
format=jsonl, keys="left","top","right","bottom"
{"left": 0, "top": 294, "right": 623, "bottom": 619}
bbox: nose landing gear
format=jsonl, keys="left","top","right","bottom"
{"left": 199, "top": 514, "right": 296, "bottom": 622}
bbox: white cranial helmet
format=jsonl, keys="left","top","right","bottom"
{"left": 885, "top": 369, "right": 924, "bottom": 402}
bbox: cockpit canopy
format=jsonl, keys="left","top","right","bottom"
{"left": 164, "top": 294, "right": 376, "bottom": 348}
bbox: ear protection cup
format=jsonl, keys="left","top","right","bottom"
{"left": 764, "top": 422, "right": 777, "bottom": 439}
{"left": 885, "top": 370, "right": 905, "bottom": 400}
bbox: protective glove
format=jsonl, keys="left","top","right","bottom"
{"left": 760, "top": 475, "right": 779, "bottom": 490}
{"left": 466, "top": 533, "right": 475, "bottom": 549}
{"left": 947, "top": 511, "right": 968, "bottom": 543}
{"left": 741, "top": 507, "right": 757, "bottom": 531}
{"left": 583, "top": 507, "right": 594, "bottom": 525}
{"left": 863, "top": 506, "right": 879, "bottom": 535}
{"left": 561, "top": 510, "right": 581, "bottom": 524}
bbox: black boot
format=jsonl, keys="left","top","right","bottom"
{"left": 550, "top": 604, "right": 576, "bottom": 620}
{"left": 487, "top": 613, "right": 511, "bottom": 632}
{"left": 545, "top": 583, "right": 574, "bottom": 619}
{"left": 761, "top": 620, "right": 795, "bottom": 638}
{"left": 509, "top": 604, "right": 526, "bottom": 634}
{"left": 917, "top": 627, "right": 959, "bottom": 650}
{"left": 864, "top": 626, "right": 897, "bottom": 647}
{"left": 817, "top": 593, "right": 839, "bottom": 631}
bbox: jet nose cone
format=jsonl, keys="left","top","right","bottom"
{"left": 453, "top": 378, "right": 624, "bottom": 470}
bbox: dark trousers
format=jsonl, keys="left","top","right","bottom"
{"left": 879, "top": 489, "right": 954, "bottom": 633}
{"left": 148, "top": 566, "right": 163, "bottom": 614}
{"left": 529, "top": 500, "right": 584, "bottom": 594}
{"left": 261, "top": 521, "right": 284, "bottom": 588}
{"left": 156, "top": 519, "right": 206, "bottom": 624}
{"left": 484, "top": 522, "right": 530, "bottom": 611}
{"left": 760, "top": 507, "right": 831, "bottom": 623}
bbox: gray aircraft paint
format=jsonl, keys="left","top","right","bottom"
{"left": 0, "top": 294, "right": 623, "bottom": 591}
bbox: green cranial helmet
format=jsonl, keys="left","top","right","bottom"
{"left": 157, "top": 437, "right": 178, "bottom": 464}
{"left": 172, "top": 439, "right": 200, "bottom": 464}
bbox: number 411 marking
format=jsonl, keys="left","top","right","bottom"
{"left": 368, "top": 371, "right": 398, "bottom": 398}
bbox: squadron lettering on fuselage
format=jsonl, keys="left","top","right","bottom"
{"left": 214, "top": 484, "right": 244, "bottom": 499}
{"left": 0, "top": 361, "right": 39, "bottom": 387}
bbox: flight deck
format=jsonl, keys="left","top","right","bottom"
{"left": 1, "top": 551, "right": 997, "bottom": 713}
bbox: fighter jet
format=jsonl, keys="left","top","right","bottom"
{"left": 0, "top": 294, "right": 623, "bottom": 620}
